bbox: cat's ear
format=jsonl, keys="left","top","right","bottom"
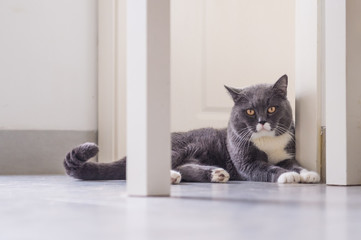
{"left": 225, "top": 85, "right": 243, "bottom": 102}
{"left": 273, "top": 74, "right": 288, "bottom": 97}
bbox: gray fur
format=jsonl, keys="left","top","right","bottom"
{"left": 64, "top": 75, "right": 305, "bottom": 183}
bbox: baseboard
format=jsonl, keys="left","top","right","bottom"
{"left": 0, "top": 130, "right": 97, "bottom": 175}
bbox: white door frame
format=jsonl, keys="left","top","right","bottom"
{"left": 295, "top": 0, "right": 322, "bottom": 174}
{"left": 324, "top": 0, "right": 347, "bottom": 185}
{"left": 296, "top": 0, "right": 361, "bottom": 185}
{"left": 98, "top": 0, "right": 126, "bottom": 164}
{"left": 98, "top": 0, "right": 361, "bottom": 196}
{"left": 325, "top": 0, "right": 361, "bottom": 185}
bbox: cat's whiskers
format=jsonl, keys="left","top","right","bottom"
{"left": 276, "top": 124, "right": 294, "bottom": 136}
{"left": 243, "top": 128, "right": 254, "bottom": 151}
{"left": 229, "top": 124, "right": 253, "bottom": 153}
{"left": 275, "top": 124, "right": 295, "bottom": 142}
{"left": 277, "top": 124, "right": 294, "bottom": 133}
{"left": 231, "top": 131, "right": 249, "bottom": 148}
{"left": 229, "top": 129, "right": 243, "bottom": 142}
{"left": 236, "top": 131, "right": 251, "bottom": 150}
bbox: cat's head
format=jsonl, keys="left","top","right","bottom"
{"left": 225, "top": 75, "right": 293, "bottom": 139}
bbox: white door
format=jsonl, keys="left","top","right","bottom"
{"left": 98, "top": 0, "right": 333, "bottom": 195}
{"left": 98, "top": 0, "right": 296, "bottom": 161}
{"left": 171, "top": 0, "right": 296, "bottom": 132}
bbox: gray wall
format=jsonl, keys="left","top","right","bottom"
{"left": 0, "top": 131, "right": 96, "bottom": 175}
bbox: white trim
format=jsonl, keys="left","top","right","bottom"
{"left": 98, "top": 0, "right": 126, "bottom": 163}
{"left": 115, "top": 0, "right": 127, "bottom": 160}
{"left": 295, "top": 0, "right": 322, "bottom": 173}
{"left": 126, "top": 0, "right": 171, "bottom": 196}
{"left": 325, "top": 0, "right": 347, "bottom": 185}
{"left": 325, "top": 0, "right": 361, "bottom": 185}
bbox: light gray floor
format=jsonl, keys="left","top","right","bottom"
{"left": 0, "top": 176, "right": 360, "bottom": 240}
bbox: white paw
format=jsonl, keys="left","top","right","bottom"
{"left": 170, "top": 170, "right": 181, "bottom": 184}
{"left": 211, "top": 168, "right": 230, "bottom": 183}
{"left": 277, "top": 172, "right": 301, "bottom": 184}
{"left": 300, "top": 170, "right": 320, "bottom": 183}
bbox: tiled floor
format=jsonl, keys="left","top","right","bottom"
{"left": 0, "top": 175, "right": 360, "bottom": 240}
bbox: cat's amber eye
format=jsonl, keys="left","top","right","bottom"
{"left": 246, "top": 109, "right": 255, "bottom": 116}
{"left": 268, "top": 106, "right": 276, "bottom": 114}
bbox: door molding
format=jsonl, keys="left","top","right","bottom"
{"left": 295, "top": 0, "right": 322, "bottom": 174}
{"left": 325, "top": 0, "right": 361, "bottom": 185}
{"left": 98, "top": 0, "right": 126, "bottom": 163}
{"left": 98, "top": 0, "right": 361, "bottom": 189}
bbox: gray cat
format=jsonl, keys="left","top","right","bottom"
{"left": 64, "top": 75, "right": 320, "bottom": 184}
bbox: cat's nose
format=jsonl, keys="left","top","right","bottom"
{"left": 258, "top": 120, "right": 267, "bottom": 125}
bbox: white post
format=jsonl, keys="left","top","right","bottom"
{"left": 295, "top": 0, "right": 322, "bottom": 173}
{"left": 126, "top": 0, "right": 171, "bottom": 196}
{"left": 325, "top": 0, "right": 361, "bottom": 185}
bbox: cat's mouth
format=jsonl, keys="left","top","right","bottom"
{"left": 255, "top": 122, "right": 272, "bottom": 132}
{"left": 251, "top": 122, "right": 276, "bottom": 139}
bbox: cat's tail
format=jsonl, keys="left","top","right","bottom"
{"left": 64, "top": 142, "right": 126, "bottom": 180}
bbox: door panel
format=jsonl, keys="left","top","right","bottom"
{"left": 171, "top": 0, "right": 295, "bottom": 132}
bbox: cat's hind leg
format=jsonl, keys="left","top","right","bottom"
{"left": 175, "top": 163, "right": 230, "bottom": 183}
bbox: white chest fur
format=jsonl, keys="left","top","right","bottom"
{"left": 251, "top": 132, "right": 293, "bottom": 164}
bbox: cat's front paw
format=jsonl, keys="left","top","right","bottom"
{"left": 300, "top": 170, "right": 320, "bottom": 183}
{"left": 170, "top": 170, "right": 181, "bottom": 184}
{"left": 277, "top": 172, "right": 301, "bottom": 184}
{"left": 211, "top": 168, "right": 230, "bottom": 183}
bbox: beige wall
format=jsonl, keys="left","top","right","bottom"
{"left": 0, "top": 0, "right": 97, "bottom": 131}
{"left": 171, "top": 0, "right": 295, "bottom": 131}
